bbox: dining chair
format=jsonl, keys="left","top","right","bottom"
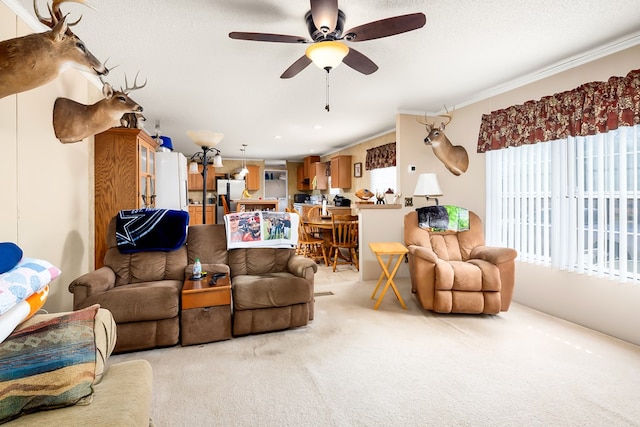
{"left": 295, "top": 214, "right": 328, "bottom": 266}
{"left": 305, "top": 205, "right": 322, "bottom": 219}
{"left": 329, "top": 214, "right": 359, "bottom": 272}
{"left": 221, "top": 195, "right": 231, "bottom": 215}
{"left": 304, "top": 205, "right": 324, "bottom": 239}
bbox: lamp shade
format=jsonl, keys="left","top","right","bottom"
{"left": 188, "top": 161, "right": 199, "bottom": 174}
{"left": 187, "top": 130, "right": 224, "bottom": 147}
{"left": 305, "top": 41, "right": 349, "bottom": 70}
{"left": 413, "top": 173, "right": 442, "bottom": 197}
{"left": 213, "top": 153, "right": 223, "bottom": 168}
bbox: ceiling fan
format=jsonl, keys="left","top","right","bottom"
{"left": 228, "top": 0, "right": 427, "bottom": 79}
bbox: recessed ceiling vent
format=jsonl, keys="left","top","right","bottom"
{"left": 265, "top": 160, "right": 287, "bottom": 167}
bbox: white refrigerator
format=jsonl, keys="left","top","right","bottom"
{"left": 155, "top": 151, "right": 188, "bottom": 211}
{"left": 216, "top": 179, "right": 245, "bottom": 223}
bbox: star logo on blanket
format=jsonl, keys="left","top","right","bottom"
{"left": 116, "top": 209, "right": 169, "bottom": 246}
{"left": 115, "top": 209, "right": 189, "bottom": 253}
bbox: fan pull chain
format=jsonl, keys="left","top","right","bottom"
{"left": 325, "top": 68, "right": 330, "bottom": 112}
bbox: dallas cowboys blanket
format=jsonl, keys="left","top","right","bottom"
{"left": 116, "top": 209, "right": 189, "bottom": 253}
{"left": 416, "top": 205, "right": 470, "bottom": 232}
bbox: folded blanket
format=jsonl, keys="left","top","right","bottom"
{"left": 0, "top": 258, "right": 60, "bottom": 316}
{"left": 416, "top": 205, "right": 470, "bottom": 232}
{"left": 116, "top": 209, "right": 189, "bottom": 253}
{"left": 224, "top": 211, "right": 298, "bottom": 250}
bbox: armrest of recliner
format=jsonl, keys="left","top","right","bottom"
{"left": 407, "top": 245, "right": 439, "bottom": 264}
{"left": 470, "top": 246, "right": 517, "bottom": 265}
{"left": 68, "top": 267, "right": 117, "bottom": 309}
{"left": 287, "top": 255, "right": 318, "bottom": 278}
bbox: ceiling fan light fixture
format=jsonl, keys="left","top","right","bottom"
{"left": 305, "top": 41, "right": 349, "bottom": 70}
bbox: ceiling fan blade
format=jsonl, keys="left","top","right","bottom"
{"left": 343, "top": 13, "right": 426, "bottom": 42}
{"left": 342, "top": 48, "right": 378, "bottom": 75}
{"left": 280, "top": 55, "right": 313, "bottom": 79}
{"left": 229, "top": 32, "right": 310, "bottom": 44}
{"left": 310, "top": 0, "right": 338, "bottom": 33}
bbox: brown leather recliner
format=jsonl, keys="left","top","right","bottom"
{"left": 186, "top": 224, "right": 318, "bottom": 336}
{"left": 404, "top": 210, "right": 517, "bottom": 314}
{"left": 69, "top": 217, "right": 186, "bottom": 353}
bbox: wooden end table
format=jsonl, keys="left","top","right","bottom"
{"left": 181, "top": 273, "right": 232, "bottom": 345}
{"left": 369, "top": 242, "right": 409, "bottom": 310}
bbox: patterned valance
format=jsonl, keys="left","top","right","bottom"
{"left": 365, "top": 142, "right": 396, "bottom": 170}
{"left": 477, "top": 68, "right": 640, "bottom": 153}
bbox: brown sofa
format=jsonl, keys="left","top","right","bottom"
{"left": 69, "top": 217, "right": 186, "bottom": 353}
{"left": 186, "top": 224, "right": 318, "bottom": 336}
{"left": 404, "top": 210, "right": 517, "bottom": 314}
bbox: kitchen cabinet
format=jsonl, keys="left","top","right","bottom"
{"left": 330, "top": 155, "right": 352, "bottom": 189}
{"left": 189, "top": 205, "right": 215, "bottom": 225}
{"left": 188, "top": 164, "right": 216, "bottom": 191}
{"left": 246, "top": 165, "right": 260, "bottom": 191}
{"left": 311, "top": 161, "right": 328, "bottom": 190}
{"left": 304, "top": 155, "right": 320, "bottom": 177}
{"left": 94, "top": 128, "right": 158, "bottom": 269}
{"left": 297, "top": 165, "right": 309, "bottom": 191}
{"left": 297, "top": 155, "right": 320, "bottom": 191}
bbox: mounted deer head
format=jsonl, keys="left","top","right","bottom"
{"left": 52, "top": 73, "right": 146, "bottom": 143}
{"left": 417, "top": 107, "right": 469, "bottom": 176}
{"left": 0, "top": 0, "right": 108, "bottom": 99}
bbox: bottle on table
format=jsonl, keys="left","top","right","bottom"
{"left": 193, "top": 258, "right": 202, "bottom": 279}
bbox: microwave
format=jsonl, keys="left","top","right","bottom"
{"left": 294, "top": 194, "right": 310, "bottom": 204}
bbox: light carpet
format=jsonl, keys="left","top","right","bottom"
{"left": 111, "top": 266, "right": 640, "bottom": 427}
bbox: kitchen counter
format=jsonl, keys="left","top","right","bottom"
{"left": 236, "top": 199, "right": 279, "bottom": 212}
{"left": 293, "top": 203, "right": 354, "bottom": 218}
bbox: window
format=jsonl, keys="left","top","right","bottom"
{"left": 486, "top": 124, "right": 640, "bottom": 282}
{"left": 370, "top": 166, "right": 397, "bottom": 195}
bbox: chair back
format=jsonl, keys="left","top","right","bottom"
{"left": 331, "top": 214, "right": 359, "bottom": 248}
{"left": 403, "top": 210, "right": 485, "bottom": 261}
{"left": 221, "top": 195, "right": 231, "bottom": 215}
{"left": 306, "top": 205, "right": 322, "bottom": 220}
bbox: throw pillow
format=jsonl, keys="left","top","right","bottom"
{"left": 0, "top": 305, "right": 99, "bottom": 424}
{"left": 0, "top": 243, "right": 22, "bottom": 274}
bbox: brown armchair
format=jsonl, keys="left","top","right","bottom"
{"left": 69, "top": 216, "right": 186, "bottom": 353}
{"left": 404, "top": 210, "right": 517, "bottom": 314}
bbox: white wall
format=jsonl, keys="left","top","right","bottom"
{"left": 392, "top": 44, "right": 640, "bottom": 346}
{"left": 0, "top": 2, "right": 99, "bottom": 313}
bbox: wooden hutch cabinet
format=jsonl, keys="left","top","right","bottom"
{"left": 94, "top": 128, "right": 158, "bottom": 268}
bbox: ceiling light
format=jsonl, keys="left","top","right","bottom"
{"left": 305, "top": 41, "right": 349, "bottom": 71}
{"left": 239, "top": 144, "right": 249, "bottom": 175}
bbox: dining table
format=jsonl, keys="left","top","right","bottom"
{"left": 305, "top": 216, "right": 359, "bottom": 265}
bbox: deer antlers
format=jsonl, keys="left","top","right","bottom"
{"left": 33, "top": 0, "right": 91, "bottom": 33}
{"left": 122, "top": 71, "right": 147, "bottom": 93}
{"left": 417, "top": 105, "right": 455, "bottom": 132}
